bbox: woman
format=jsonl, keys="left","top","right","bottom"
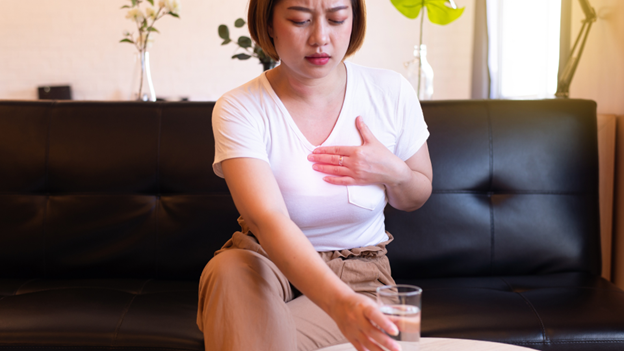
{"left": 197, "top": 0, "right": 432, "bottom": 350}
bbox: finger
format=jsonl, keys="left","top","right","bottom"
{"left": 312, "top": 145, "right": 357, "bottom": 155}
{"left": 307, "top": 153, "right": 345, "bottom": 166}
{"left": 356, "top": 116, "right": 376, "bottom": 144}
{"left": 312, "top": 163, "right": 350, "bottom": 176}
{"left": 322, "top": 176, "right": 357, "bottom": 185}
{"left": 365, "top": 306, "right": 399, "bottom": 337}
{"left": 366, "top": 326, "right": 401, "bottom": 351}
{"left": 358, "top": 334, "right": 387, "bottom": 351}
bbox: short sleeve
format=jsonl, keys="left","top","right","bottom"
{"left": 394, "top": 75, "right": 429, "bottom": 161}
{"left": 212, "top": 96, "right": 269, "bottom": 178}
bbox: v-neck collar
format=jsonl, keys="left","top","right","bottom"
{"left": 260, "top": 61, "right": 352, "bottom": 151}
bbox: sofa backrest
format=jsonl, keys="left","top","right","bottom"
{"left": 386, "top": 99, "right": 601, "bottom": 279}
{"left": 0, "top": 100, "right": 600, "bottom": 281}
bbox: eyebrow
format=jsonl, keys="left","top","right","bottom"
{"left": 286, "top": 5, "right": 349, "bottom": 13}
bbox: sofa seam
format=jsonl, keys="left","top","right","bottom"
{"left": 511, "top": 287, "right": 548, "bottom": 344}
{"left": 13, "top": 279, "right": 38, "bottom": 295}
{"left": 111, "top": 279, "right": 153, "bottom": 346}
{"left": 486, "top": 101, "right": 495, "bottom": 276}
{"left": 42, "top": 102, "right": 54, "bottom": 277}
{"left": 155, "top": 105, "right": 163, "bottom": 279}
{"left": 0, "top": 347, "right": 200, "bottom": 351}
{"left": 432, "top": 190, "right": 588, "bottom": 195}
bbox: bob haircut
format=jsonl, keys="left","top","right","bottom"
{"left": 248, "top": 0, "right": 367, "bottom": 62}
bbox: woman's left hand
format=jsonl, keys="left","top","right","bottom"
{"left": 308, "top": 116, "right": 410, "bottom": 187}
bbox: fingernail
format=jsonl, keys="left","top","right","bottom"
{"left": 394, "top": 342, "right": 402, "bottom": 351}
{"left": 389, "top": 325, "right": 399, "bottom": 336}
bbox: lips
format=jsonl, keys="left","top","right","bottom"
{"left": 305, "top": 53, "right": 331, "bottom": 65}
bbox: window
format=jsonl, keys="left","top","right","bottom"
{"left": 487, "top": 0, "right": 562, "bottom": 99}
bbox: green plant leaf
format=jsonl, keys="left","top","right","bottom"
{"left": 221, "top": 39, "right": 232, "bottom": 45}
{"left": 131, "top": 0, "right": 137, "bottom": 6}
{"left": 426, "top": 0, "right": 464, "bottom": 25}
{"left": 232, "top": 53, "right": 252, "bottom": 60}
{"left": 218, "top": 25, "right": 230, "bottom": 41}
{"left": 390, "top": 0, "right": 423, "bottom": 19}
{"left": 120, "top": 38, "right": 135, "bottom": 44}
{"left": 390, "top": 0, "right": 464, "bottom": 24}
{"left": 147, "top": 0, "right": 154, "bottom": 5}
{"left": 120, "top": 5, "right": 131, "bottom": 9}
{"left": 169, "top": 12, "right": 180, "bottom": 18}
{"left": 234, "top": 18, "right": 246, "bottom": 28}
{"left": 238, "top": 36, "right": 252, "bottom": 48}
{"left": 147, "top": 26, "right": 159, "bottom": 33}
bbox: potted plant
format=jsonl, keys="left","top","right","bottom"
{"left": 391, "top": 0, "right": 464, "bottom": 99}
{"left": 218, "top": 18, "right": 277, "bottom": 72}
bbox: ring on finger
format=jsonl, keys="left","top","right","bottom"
{"left": 339, "top": 155, "right": 344, "bottom": 166}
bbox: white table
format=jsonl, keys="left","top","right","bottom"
{"left": 317, "top": 337, "right": 536, "bottom": 351}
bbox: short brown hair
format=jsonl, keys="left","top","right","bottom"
{"left": 248, "top": 0, "right": 366, "bottom": 61}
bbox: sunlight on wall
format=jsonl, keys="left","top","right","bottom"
{"left": 487, "top": 0, "right": 561, "bottom": 99}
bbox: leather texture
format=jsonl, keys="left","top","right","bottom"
{"left": 0, "top": 99, "right": 622, "bottom": 351}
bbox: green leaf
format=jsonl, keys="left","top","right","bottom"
{"left": 218, "top": 25, "right": 230, "bottom": 41}
{"left": 221, "top": 39, "right": 232, "bottom": 45}
{"left": 120, "top": 38, "right": 135, "bottom": 44}
{"left": 232, "top": 53, "right": 252, "bottom": 60}
{"left": 131, "top": 0, "right": 137, "bottom": 6}
{"left": 147, "top": 26, "right": 159, "bottom": 33}
{"left": 120, "top": 5, "right": 131, "bottom": 9}
{"left": 169, "top": 12, "right": 180, "bottom": 18}
{"left": 147, "top": 0, "right": 154, "bottom": 5}
{"left": 238, "top": 36, "right": 252, "bottom": 48}
{"left": 390, "top": 0, "right": 424, "bottom": 19}
{"left": 234, "top": 18, "right": 246, "bottom": 28}
{"left": 426, "top": 0, "right": 464, "bottom": 25}
{"left": 390, "top": 0, "right": 464, "bottom": 24}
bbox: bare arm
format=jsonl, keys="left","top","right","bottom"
{"left": 221, "top": 157, "right": 401, "bottom": 351}
{"left": 308, "top": 116, "right": 432, "bottom": 212}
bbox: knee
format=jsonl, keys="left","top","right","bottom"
{"left": 200, "top": 249, "right": 265, "bottom": 288}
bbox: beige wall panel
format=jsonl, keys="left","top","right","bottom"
{"left": 597, "top": 114, "right": 615, "bottom": 281}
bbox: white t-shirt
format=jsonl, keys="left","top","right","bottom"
{"left": 212, "top": 61, "right": 429, "bottom": 251}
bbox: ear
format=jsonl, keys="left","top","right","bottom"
{"left": 268, "top": 24, "right": 275, "bottom": 39}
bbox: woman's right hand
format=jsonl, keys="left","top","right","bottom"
{"left": 328, "top": 291, "right": 401, "bottom": 351}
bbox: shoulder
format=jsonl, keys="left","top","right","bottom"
{"left": 215, "top": 74, "right": 265, "bottom": 113}
{"left": 345, "top": 61, "right": 409, "bottom": 93}
{"left": 213, "top": 73, "right": 274, "bottom": 128}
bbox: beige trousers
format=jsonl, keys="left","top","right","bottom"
{"left": 197, "top": 217, "right": 396, "bottom": 351}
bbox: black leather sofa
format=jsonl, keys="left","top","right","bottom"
{"left": 1, "top": 99, "right": 623, "bottom": 351}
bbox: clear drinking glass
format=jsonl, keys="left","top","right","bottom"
{"left": 376, "top": 284, "right": 422, "bottom": 351}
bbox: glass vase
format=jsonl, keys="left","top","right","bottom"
{"left": 131, "top": 51, "right": 156, "bottom": 102}
{"left": 404, "top": 44, "right": 434, "bottom": 100}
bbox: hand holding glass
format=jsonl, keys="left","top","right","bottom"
{"left": 376, "top": 285, "right": 422, "bottom": 351}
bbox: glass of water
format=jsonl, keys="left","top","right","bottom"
{"left": 376, "top": 284, "right": 422, "bottom": 351}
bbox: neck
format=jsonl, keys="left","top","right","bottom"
{"left": 266, "top": 62, "right": 347, "bottom": 104}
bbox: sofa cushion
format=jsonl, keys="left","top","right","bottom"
{"left": 402, "top": 272, "right": 624, "bottom": 351}
{"left": 0, "top": 279, "right": 203, "bottom": 351}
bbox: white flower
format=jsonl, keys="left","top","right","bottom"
{"left": 145, "top": 6, "right": 157, "bottom": 20}
{"left": 160, "top": 0, "right": 180, "bottom": 15}
{"left": 126, "top": 8, "right": 145, "bottom": 23}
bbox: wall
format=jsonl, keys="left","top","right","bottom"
{"left": 569, "top": 0, "right": 624, "bottom": 115}
{"left": 0, "top": 0, "right": 475, "bottom": 101}
{"left": 568, "top": 0, "right": 624, "bottom": 288}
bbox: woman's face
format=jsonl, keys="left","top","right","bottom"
{"left": 269, "top": 0, "right": 353, "bottom": 80}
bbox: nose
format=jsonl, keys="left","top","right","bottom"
{"left": 309, "top": 20, "right": 328, "bottom": 47}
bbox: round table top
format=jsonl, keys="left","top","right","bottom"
{"left": 317, "top": 338, "right": 536, "bottom": 351}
